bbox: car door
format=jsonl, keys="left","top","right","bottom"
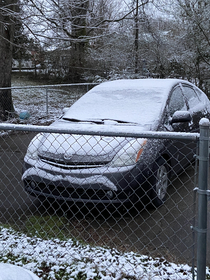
{"left": 181, "top": 83, "right": 208, "bottom": 132}
{"left": 162, "top": 84, "right": 192, "bottom": 174}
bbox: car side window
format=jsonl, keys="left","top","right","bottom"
{"left": 194, "top": 87, "right": 205, "bottom": 99}
{"left": 182, "top": 85, "right": 200, "bottom": 108}
{"left": 168, "top": 86, "right": 187, "bottom": 117}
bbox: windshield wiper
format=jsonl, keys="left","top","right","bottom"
{"left": 62, "top": 118, "right": 104, "bottom": 124}
{"left": 102, "top": 119, "right": 137, "bottom": 125}
{"left": 63, "top": 118, "right": 137, "bottom": 125}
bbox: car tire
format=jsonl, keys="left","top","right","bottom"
{"left": 150, "top": 158, "right": 169, "bottom": 207}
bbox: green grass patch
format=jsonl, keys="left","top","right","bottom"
{"left": 24, "top": 215, "right": 71, "bottom": 240}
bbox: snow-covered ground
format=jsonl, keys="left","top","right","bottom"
{"left": 0, "top": 77, "right": 207, "bottom": 279}
{"left": 11, "top": 77, "right": 87, "bottom": 125}
{"left": 0, "top": 226, "right": 203, "bottom": 280}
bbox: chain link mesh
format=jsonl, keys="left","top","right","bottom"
{"left": 9, "top": 83, "right": 94, "bottom": 124}
{"left": 0, "top": 127, "right": 201, "bottom": 279}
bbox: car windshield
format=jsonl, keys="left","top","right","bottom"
{"left": 63, "top": 79, "right": 176, "bottom": 129}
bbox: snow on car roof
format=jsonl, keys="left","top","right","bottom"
{"left": 63, "top": 79, "right": 182, "bottom": 130}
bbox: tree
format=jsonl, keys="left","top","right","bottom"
{"left": 85, "top": 0, "right": 132, "bottom": 76}
{"left": 13, "top": 21, "right": 31, "bottom": 72}
{"left": 179, "top": 0, "right": 210, "bottom": 90}
{"left": 22, "top": 0, "right": 154, "bottom": 80}
{"left": 0, "top": 0, "right": 18, "bottom": 119}
{"left": 158, "top": 0, "right": 210, "bottom": 90}
{"left": 55, "top": 0, "right": 90, "bottom": 80}
{"left": 23, "top": 0, "right": 90, "bottom": 81}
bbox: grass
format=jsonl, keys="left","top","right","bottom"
{"left": 0, "top": 220, "right": 203, "bottom": 279}
{"left": 24, "top": 215, "right": 70, "bottom": 240}
{"left": 11, "top": 76, "right": 87, "bottom": 125}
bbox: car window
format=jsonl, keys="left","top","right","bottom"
{"left": 194, "top": 87, "right": 205, "bottom": 98}
{"left": 194, "top": 87, "right": 209, "bottom": 104}
{"left": 182, "top": 85, "right": 200, "bottom": 108}
{"left": 168, "top": 86, "right": 187, "bottom": 116}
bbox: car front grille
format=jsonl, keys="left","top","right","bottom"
{"left": 40, "top": 157, "right": 109, "bottom": 169}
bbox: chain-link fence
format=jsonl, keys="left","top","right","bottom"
{"left": 1, "top": 83, "right": 97, "bottom": 124}
{"left": 0, "top": 122, "right": 209, "bottom": 279}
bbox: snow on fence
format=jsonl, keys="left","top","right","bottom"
{"left": 0, "top": 121, "right": 209, "bottom": 280}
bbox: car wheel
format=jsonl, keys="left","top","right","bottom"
{"left": 150, "top": 158, "right": 169, "bottom": 207}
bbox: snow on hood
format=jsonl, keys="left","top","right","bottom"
{"left": 63, "top": 79, "right": 178, "bottom": 130}
{"left": 38, "top": 133, "right": 128, "bottom": 162}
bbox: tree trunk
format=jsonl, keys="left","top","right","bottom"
{"left": 134, "top": 0, "right": 139, "bottom": 74}
{"left": 70, "top": 0, "right": 89, "bottom": 81}
{"left": 0, "top": 0, "right": 16, "bottom": 120}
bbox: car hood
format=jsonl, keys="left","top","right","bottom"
{"left": 38, "top": 132, "right": 129, "bottom": 164}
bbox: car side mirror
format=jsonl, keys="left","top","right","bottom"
{"left": 170, "top": 111, "right": 192, "bottom": 124}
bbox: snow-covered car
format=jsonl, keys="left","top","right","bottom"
{"left": 22, "top": 79, "right": 210, "bottom": 207}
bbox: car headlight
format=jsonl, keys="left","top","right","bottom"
{"left": 26, "top": 133, "right": 43, "bottom": 160}
{"left": 110, "top": 138, "right": 147, "bottom": 167}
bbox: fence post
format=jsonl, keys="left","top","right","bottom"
{"left": 197, "top": 118, "right": 210, "bottom": 280}
{"left": 46, "top": 88, "right": 49, "bottom": 115}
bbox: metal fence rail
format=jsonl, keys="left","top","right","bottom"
{"left": 0, "top": 122, "right": 209, "bottom": 280}
{"left": 0, "top": 83, "right": 98, "bottom": 121}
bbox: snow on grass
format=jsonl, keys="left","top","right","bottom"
{"left": 11, "top": 77, "right": 88, "bottom": 125}
{"left": 0, "top": 226, "right": 200, "bottom": 280}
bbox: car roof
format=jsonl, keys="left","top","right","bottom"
{"left": 63, "top": 79, "right": 189, "bottom": 130}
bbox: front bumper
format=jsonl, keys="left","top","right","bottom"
{"left": 22, "top": 160, "right": 151, "bottom": 205}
